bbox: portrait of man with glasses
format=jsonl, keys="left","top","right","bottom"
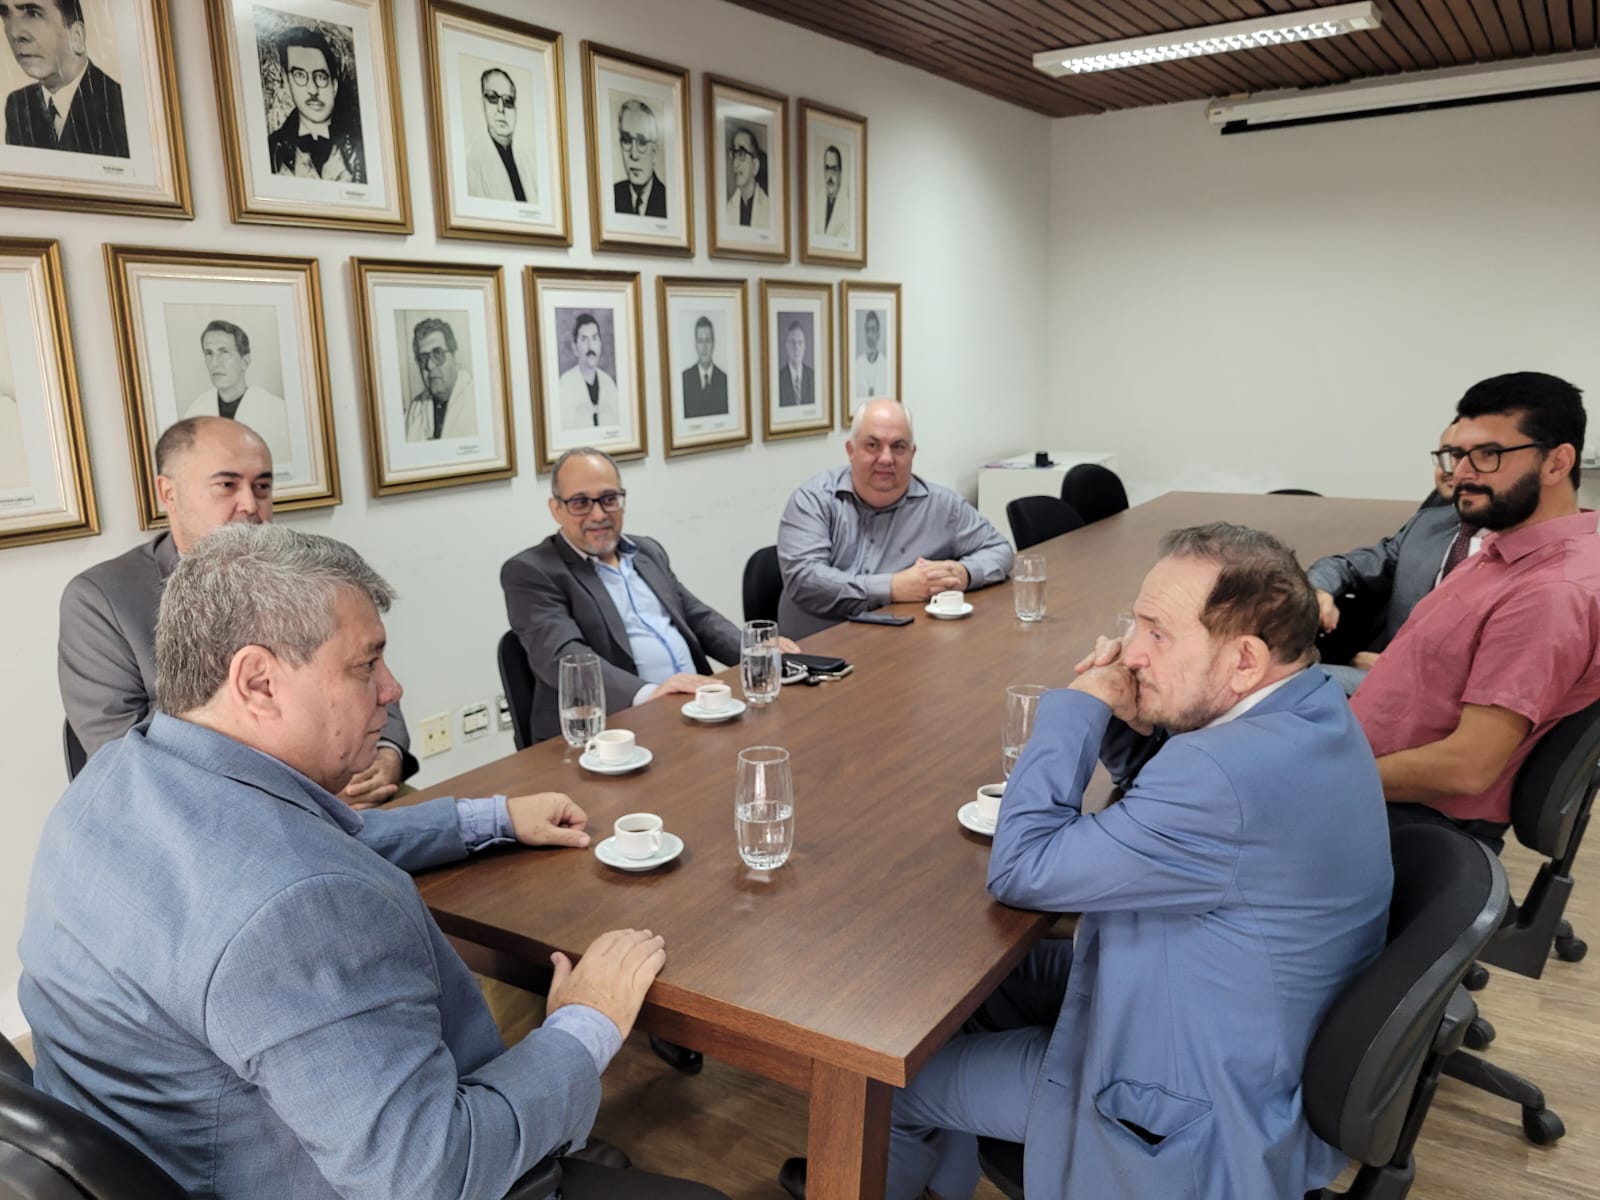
{"left": 403, "top": 315, "right": 477, "bottom": 442}
{"left": 611, "top": 96, "right": 666, "bottom": 218}
{"left": 262, "top": 22, "right": 365, "bottom": 183}
{"left": 464, "top": 64, "right": 535, "bottom": 205}
{"left": 722, "top": 121, "right": 769, "bottom": 231}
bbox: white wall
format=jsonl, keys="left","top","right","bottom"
{"left": 0, "top": 0, "right": 1051, "bottom": 1038}
{"left": 1046, "top": 91, "right": 1600, "bottom": 504}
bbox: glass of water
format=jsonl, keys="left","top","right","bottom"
{"left": 1014, "top": 553, "right": 1047, "bottom": 622}
{"left": 736, "top": 746, "right": 794, "bottom": 870}
{"left": 1002, "top": 684, "right": 1047, "bottom": 778}
{"left": 558, "top": 652, "right": 604, "bottom": 755}
{"left": 741, "top": 619, "right": 783, "bottom": 705}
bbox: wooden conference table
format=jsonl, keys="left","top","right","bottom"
{"left": 409, "top": 491, "right": 1417, "bottom": 1200}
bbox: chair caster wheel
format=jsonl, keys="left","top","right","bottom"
{"left": 1554, "top": 936, "right": 1587, "bottom": 963}
{"left": 1463, "top": 1018, "right": 1496, "bottom": 1051}
{"left": 1463, "top": 964, "right": 1489, "bottom": 991}
{"left": 1522, "top": 1107, "right": 1565, "bottom": 1145}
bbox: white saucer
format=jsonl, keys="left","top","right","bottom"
{"left": 579, "top": 746, "right": 654, "bottom": 774}
{"left": 926, "top": 602, "right": 975, "bottom": 620}
{"left": 958, "top": 801, "right": 997, "bottom": 836}
{"left": 595, "top": 831, "right": 684, "bottom": 872}
{"left": 682, "top": 697, "right": 747, "bottom": 723}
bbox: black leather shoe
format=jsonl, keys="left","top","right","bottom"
{"left": 778, "top": 1156, "right": 806, "bottom": 1199}
{"left": 649, "top": 1035, "right": 704, "bottom": 1074}
{"left": 565, "top": 1138, "right": 631, "bottom": 1169}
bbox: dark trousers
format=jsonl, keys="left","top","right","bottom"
{"left": 1387, "top": 801, "right": 1510, "bottom": 854}
{"left": 559, "top": 1159, "right": 727, "bottom": 1198}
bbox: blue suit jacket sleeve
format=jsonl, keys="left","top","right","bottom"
{"left": 356, "top": 798, "right": 468, "bottom": 872}
{"left": 988, "top": 691, "right": 1240, "bottom": 914}
{"left": 206, "top": 874, "right": 600, "bottom": 1200}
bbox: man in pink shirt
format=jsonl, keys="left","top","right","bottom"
{"left": 1352, "top": 372, "right": 1600, "bottom": 849}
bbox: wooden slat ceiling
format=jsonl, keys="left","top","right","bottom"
{"left": 721, "top": 1, "right": 1600, "bottom": 117}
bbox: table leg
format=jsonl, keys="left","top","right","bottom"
{"left": 806, "top": 1061, "right": 892, "bottom": 1200}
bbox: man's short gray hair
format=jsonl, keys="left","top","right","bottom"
{"left": 155, "top": 524, "right": 395, "bottom": 715}
{"left": 550, "top": 446, "right": 621, "bottom": 497}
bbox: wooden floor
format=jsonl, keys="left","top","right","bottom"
{"left": 490, "top": 837, "right": 1598, "bottom": 1200}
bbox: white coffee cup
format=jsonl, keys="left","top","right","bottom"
{"left": 696, "top": 683, "right": 732, "bottom": 712}
{"left": 934, "top": 589, "right": 966, "bottom": 612}
{"left": 588, "top": 728, "right": 636, "bottom": 763}
{"left": 614, "top": 812, "right": 664, "bottom": 860}
{"left": 975, "top": 783, "right": 1005, "bottom": 825}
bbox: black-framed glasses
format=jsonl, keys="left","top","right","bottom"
{"left": 482, "top": 90, "right": 516, "bottom": 109}
{"left": 729, "top": 144, "right": 755, "bottom": 161}
{"left": 618, "top": 132, "right": 655, "bottom": 152}
{"left": 1431, "top": 442, "right": 1547, "bottom": 475}
{"left": 288, "top": 67, "right": 332, "bottom": 89}
{"left": 554, "top": 489, "right": 626, "bottom": 515}
{"left": 415, "top": 347, "right": 453, "bottom": 367}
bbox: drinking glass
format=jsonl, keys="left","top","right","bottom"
{"left": 558, "top": 652, "right": 605, "bottom": 753}
{"left": 1013, "top": 553, "right": 1047, "bottom": 622}
{"left": 741, "top": 619, "right": 783, "bottom": 705}
{"left": 1002, "top": 684, "right": 1047, "bottom": 779}
{"left": 735, "top": 746, "right": 794, "bottom": 869}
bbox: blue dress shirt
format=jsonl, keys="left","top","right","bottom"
{"left": 580, "top": 536, "right": 695, "bottom": 702}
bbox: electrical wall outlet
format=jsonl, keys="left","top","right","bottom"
{"left": 419, "top": 712, "right": 452, "bottom": 758}
{"left": 495, "top": 693, "right": 512, "bottom": 731}
{"left": 461, "top": 702, "right": 490, "bottom": 741}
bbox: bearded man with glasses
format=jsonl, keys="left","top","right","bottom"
{"left": 1349, "top": 371, "right": 1600, "bottom": 849}
{"left": 501, "top": 447, "right": 797, "bottom": 743}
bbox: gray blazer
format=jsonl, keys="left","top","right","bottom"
{"left": 1306, "top": 504, "right": 1462, "bottom": 652}
{"left": 58, "top": 532, "right": 417, "bottom": 776}
{"left": 501, "top": 533, "right": 741, "bottom": 743}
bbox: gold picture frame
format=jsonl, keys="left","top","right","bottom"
{"left": 705, "top": 75, "right": 789, "bottom": 263}
{"left": 760, "top": 279, "right": 833, "bottom": 441}
{"left": 421, "top": 0, "right": 571, "bottom": 246}
{"left": 526, "top": 267, "right": 648, "bottom": 472}
{"left": 840, "top": 280, "right": 901, "bottom": 426}
{"left": 351, "top": 257, "right": 517, "bottom": 496}
{"left": 581, "top": 42, "right": 693, "bottom": 256}
{"left": 799, "top": 99, "right": 866, "bottom": 268}
{"left": 106, "top": 244, "right": 341, "bottom": 528}
{"left": 0, "top": 239, "right": 98, "bottom": 550}
{"left": 657, "top": 276, "right": 751, "bottom": 458}
{"left": 205, "top": 0, "right": 411, "bottom": 232}
{"left": 0, "top": 0, "right": 191, "bottom": 219}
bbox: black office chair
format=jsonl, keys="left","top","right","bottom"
{"left": 977, "top": 826, "right": 1508, "bottom": 1200}
{"left": 1437, "top": 695, "right": 1600, "bottom": 1144}
{"left": 742, "top": 545, "right": 783, "bottom": 624}
{"left": 61, "top": 722, "right": 86, "bottom": 782}
{"left": 495, "top": 630, "right": 537, "bottom": 751}
{"left": 1005, "top": 496, "right": 1084, "bottom": 551}
{"left": 1270, "top": 488, "right": 1324, "bottom": 496}
{"left": 1060, "top": 463, "right": 1128, "bottom": 525}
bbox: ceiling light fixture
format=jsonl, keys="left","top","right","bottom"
{"left": 1033, "top": 2, "right": 1382, "bottom": 77}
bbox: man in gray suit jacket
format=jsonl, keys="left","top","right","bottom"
{"left": 502, "top": 447, "right": 795, "bottom": 743}
{"left": 23, "top": 523, "right": 722, "bottom": 1200}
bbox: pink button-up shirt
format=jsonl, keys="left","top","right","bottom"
{"left": 1352, "top": 509, "right": 1600, "bottom": 824}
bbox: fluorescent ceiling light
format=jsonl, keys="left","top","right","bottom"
{"left": 1033, "top": 2, "right": 1381, "bottom": 77}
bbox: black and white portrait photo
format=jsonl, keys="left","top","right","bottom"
{"left": 658, "top": 276, "right": 749, "bottom": 457}
{"left": 582, "top": 42, "right": 691, "bottom": 254}
{"left": 705, "top": 76, "right": 787, "bottom": 261}
{"left": 1, "top": 0, "right": 127, "bottom": 157}
{"left": 423, "top": 3, "right": 568, "bottom": 245}
{"left": 554, "top": 308, "right": 619, "bottom": 433}
{"left": 399, "top": 310, "right": 478, "bottom": 442}
{"left": 254, "top": 12, "right": 365, "bottom": 183}
{"left": 760, "top": 279, "right": 832, "bottom": 441}
{"left": 163, "top": 306, "right": 293, "bottom": 468}
{"left": 800, "top": 99, "right": 866, "bottom": 267}
{"left": 852, "top": 309, "right": 889, "bottom": 401}
{"left": 353, "top": 259, "right": 513, "bottom": 495}
{"left": 841, "top": 280, "right": 901, "bottom": 422}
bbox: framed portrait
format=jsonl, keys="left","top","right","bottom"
{"left": 0, "top": 239, "right": 97, "bottom": 550}
{"left": 105, "top": 244, "right": 340, "bottom": 528}
{"left": 421, "top": 0, "right": 570, "bottom": 246}
{"left": 351, "top": 258, "right": 515, "bottom": 496}
{"left": 799, "top": 100, "right": 866, "bottom": 268}
{"left": 526, "top": 267, "right": 646, "bottom": 472}
{"left": 760, "top": 279, "right": 833, "bottom": 441}
{"left": 705, "top": 76, "right": 787, "bottom": 262}
{"left": 840, "top": 280, "right": 901, "bottom": 425}
{"left": 0, "top": 0, "right": 190, "bottom": 219}
{"left": 581, "top": 42, "right": 692, "bottom": 256}
{"left": 205, "top": 0, "right": 411, "bottom": 232}
{"left": 657, "top": 277, "right": 750, "bottom": 458}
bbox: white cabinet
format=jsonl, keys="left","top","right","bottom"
{"left": 978, "top": 451, "right": 1119, "bottom": 546}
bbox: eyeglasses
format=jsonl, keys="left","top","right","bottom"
{"left": 1430, "top": 442, "right": 1547, "bottom": 475}
{"left": 729, "top": 145, "right": 755, "bottom": 161}
{"left": 415, "top": 347, "right": 454, "bottom": 367}
{"left": 288, "top": 67, "right": 332, "bottom": 89}
{"left": 554, "top": 489, "right": 626, "bottom": 515}
{"left": 482, "top": 90, "right": 516, "bottom": 109}
{"left": 618, "top": 132, "right": 655, "bottom": 152}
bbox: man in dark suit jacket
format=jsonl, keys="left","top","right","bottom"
{"left": 680, "top": 316, "right": 728, "bottom": 419}
{"left": 3, "top": 0, "right": 128, "bottom": 158}
{"left": 777, "top": 320, "right": 814, "bottom": 408}
{"left": 611, "top": 97, "right": 667, "bottom": 218}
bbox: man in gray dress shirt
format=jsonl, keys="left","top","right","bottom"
{"left": 776, "top": 398, "right": 1013, "bottom": 638}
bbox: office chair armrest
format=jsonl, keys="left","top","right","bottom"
{"left": 502, "top": 1156, "right": 563, "bottom": 1199}
{"left": 1434, "top": 986, "right": 1478, "bottom": 1056}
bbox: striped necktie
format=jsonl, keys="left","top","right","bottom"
{"left": 1440, "top": 523, "right": 1481, "bottom": 578}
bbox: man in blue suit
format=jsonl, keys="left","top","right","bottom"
{"left": 880, "top": 524, "right": 1392, "bottom": 1200}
